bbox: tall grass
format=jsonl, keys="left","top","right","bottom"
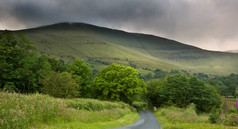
{"left": 66, "top": 98, "right": 130, "bottom": 111}
{"left": 0, "top": 92, "right": 68, "bottom": 129}
{"left": 0, "top": 92, "right": 136, "bottom": 129}
{"left": 154, "top": 104, "right": 234, "bottom": 129}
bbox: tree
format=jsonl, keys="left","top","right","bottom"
{"left": 146, "top": 74, "right": 221, "bottom": 112}
{"left": 0, "top": 31, "right": 39, "bottom": 92}
{"left": 67, "top": 58, "right": 92, "bottom": 97}
{"left": 163, "top": 74, "right": 190, "bottom": 107}
{"left": 41, "top": 72, "right": 79, "bottom": 98}
{"left": 93, "top": 63, "right": 146, "bottom": 103}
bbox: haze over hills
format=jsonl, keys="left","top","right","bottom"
{"left": 225, "top": 50, "right": 238, "bottom": 53}
{"left": 10, "top": 22, "right": 238, "bottom": 75}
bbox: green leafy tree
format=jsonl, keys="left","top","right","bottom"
{"left": 0, "top": 31, "right": 60, "bottom": 93}
{"left": 67, "top": 58, "right": 92, "bottom": 97}
{"left": 147, "top": 74, "right": 221, "bottom": 112}
{"left": 41, "top": 72, "right": 79, "bottom": 98}
{"left": 93, "top": 63, "right": 146, "bottom": 103}
{"left": 0, "top": 31, "right": 39, "bottom": 92}
{"left": 189, "top": 77, "right": 221, "bottom": 112}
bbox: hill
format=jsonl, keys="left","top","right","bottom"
{"left": 12, "top": 22, "right": 238, "bottom": 75}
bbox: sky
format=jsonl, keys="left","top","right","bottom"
{"left": 1, "top": 0, "right": 238, "bottom": 51}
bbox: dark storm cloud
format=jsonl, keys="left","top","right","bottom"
{"left": 0, "top": 0, "right": 238, "bottom": 51}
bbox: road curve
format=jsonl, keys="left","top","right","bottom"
{"left": 114, "top": 111, "right": 161, "bottom": 129}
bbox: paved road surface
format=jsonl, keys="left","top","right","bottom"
{"left": 115, "top": 111, "right": 161, "bottom": 129}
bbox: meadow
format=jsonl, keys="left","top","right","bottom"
{"left": 0, "top": 92, "right": 139, "bottom": 129}
{"left": 155, "top": 104, "right": 236, "bottom": 129}
{"left": 154, "top": 98, "right": 238, "bottom": 129}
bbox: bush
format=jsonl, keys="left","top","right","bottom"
{"left": 41, "top": 72, "right": 80, "bottom": 98}
{"left": 132, "top": 101, "right": 147, "bottom": 111}
{"left": 209, "top": 108, "right": 221, "bottom": 123}
{"left": 3, "top": 82, "right": 17, "bottom": 92}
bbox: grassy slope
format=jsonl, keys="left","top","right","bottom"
{"left": 0, "top": 92, "right": 139, "bottom": 129}
{"left": 15, "top": 22, "right": 238, "bottom": 75}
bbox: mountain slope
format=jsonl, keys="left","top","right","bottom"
{"left": 14, "top": 22, "right": 238, "bottom": 75}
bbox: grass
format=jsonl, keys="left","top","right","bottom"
{"left": 14, "top": 22, "right": 238, "bottom": 75}
{"left": 0, "top": 92, "right": 139, "bottom": 129}
{"left": 154, "top": 104, "right": 235, "bottom": 129}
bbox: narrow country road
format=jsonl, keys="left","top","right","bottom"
{"left": 115, "top": 111, "right": 161, "bottom": 129}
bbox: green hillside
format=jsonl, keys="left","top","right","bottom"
{"left": 13, "top": 22, "right": 238, "bottom": 75}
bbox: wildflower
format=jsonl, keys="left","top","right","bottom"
{"left": 226, "top": 104, "right": 228, "bottom": 112}
{"left": 187, "top": 116, "right": 189, "bottom": 121}
{"left": 236, "top": 101, "right": 238, "bottom": 109}
{"left": 235, "top": 115, "right": 237, "bottom": 121}
{"left": 221, "top": 111, "right": 224, "bottom": 120}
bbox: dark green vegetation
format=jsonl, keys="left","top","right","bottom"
{"left": 209, "top": 74, "right": 238, "bottom": 98}
{"left": 147, "top": 74, "right": 221, "bottom": 112}
{"left": 14, "top": 22, "right": 238, "bottom": 75}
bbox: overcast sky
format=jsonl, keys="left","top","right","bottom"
{"left": 1, "top": 0, "right": 238, "bottom": 51}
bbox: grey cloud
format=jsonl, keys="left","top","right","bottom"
{"left": 0, "top": 0, "right": 238, "bottom": 51}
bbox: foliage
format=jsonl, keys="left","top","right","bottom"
{"left": 41, "top": 72, "right": 80, "bottom": 98}
{"left": 209, "top": 73, "right": 238, "bottom": 98}
{"left": 209, "top": 108, "right": 221, "bottom": 123}
{"left": 3, "top": 82, "right": 17, "bottom": 92}
{"left": 147, "top": 74, "right": 221, "bottom": 112}
{"left": 93, "top": 63, "right": 146, "bottom": 103}
{"left": 67, "top": 58, "right": 92, "bottom": 98}
{"left": 0, "top": 31, "right": 36, "bottom": 92}
{"left": 0, "top": 31, "right": 66, "bottom": 93}
{"left": 132, "top": 101, "right": 147, "bottom": 111}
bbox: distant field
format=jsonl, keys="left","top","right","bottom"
{"left": 12, "top": 22, "right": 238, "bottom": 75}
{"left": 222, "top": 97, "right": 237, "bottom": 108}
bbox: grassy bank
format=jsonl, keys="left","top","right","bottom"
{"left": 154, "top": 104, "right": 235, "bottom": 129}
{"left": 0, "top": 92, "right": 139, "bottom": 129}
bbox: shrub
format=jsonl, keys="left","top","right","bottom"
{"left": 132, "top": 101, "right": 147, "bottom": 111}
{"left": 209, "top": 108, "right": 221, "bottom": 123}
{"left": 3, "top": 82, "right": 17, "bottom": 92}
{"left": 41, "top": 72, "right": 80, "bottom": 98}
